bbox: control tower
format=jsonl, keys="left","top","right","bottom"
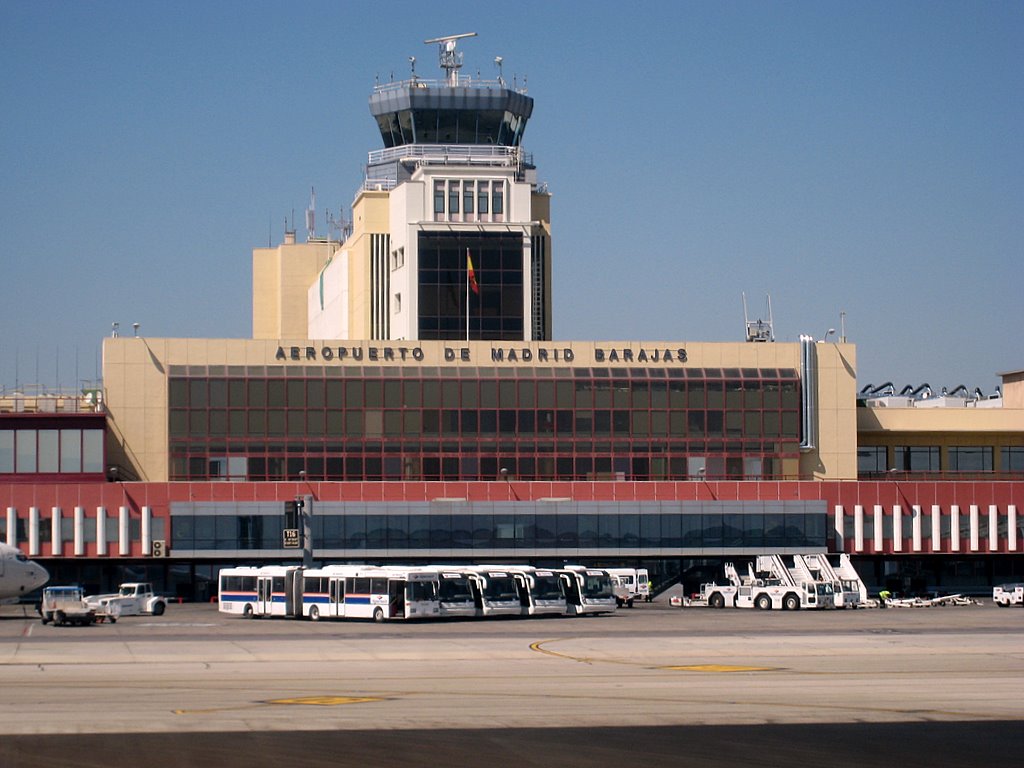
{"left": 274, "top": 33, "right": 552, "bottom": 343}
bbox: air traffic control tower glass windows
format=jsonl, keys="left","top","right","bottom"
{"left": 168, "top": 366, "right": 801, "bottom": 483}
{"left": 418, "top": 231, "right": 524, "bottom": 341}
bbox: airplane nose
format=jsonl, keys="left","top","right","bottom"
{"left": 32, "top": 566, "right": 50, "bottom": 591}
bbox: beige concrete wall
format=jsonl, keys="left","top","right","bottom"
{"left": 345, "top": 191, "right": 390, "bottom": 340}
{"left": 804, "top": 342, "right": 858, "bottom": 480}
{"left": 1001, "top": 370, "right": 1024, "bottom": 409}
{"left": 858, "top": 406, "right": 1024, "bottom": 435}
{"left": 252, "top": 239, "right": 338, "bottom": 340}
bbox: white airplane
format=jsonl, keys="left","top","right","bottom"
{"left": 0, "top": 542, "right": 50, "bottom": 603}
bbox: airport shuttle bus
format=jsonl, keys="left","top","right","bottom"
{"left": 561, "top": 566, "right": 618, "bottom": 615}
{"left": 490, "top": 565, "right": 568, "bottom": 616}
{"left": 465, "top": 567, "right": 522, "bottom": 617}
{"left": 426, "top": 568, "right": 477, "bottom": 617}
{"left": 218, "top": 565, "right": 303, "bottom": 618}
{"left": 302, "top": 565, "right": 440, "bottom": 622}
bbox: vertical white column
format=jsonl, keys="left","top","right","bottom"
{"left": 950, "top": 505, "right": 960, "bottom": 551}
{"left": 969, "top": 504, "right": 980, "bottom": 552}
{"left": 51, "top": 507, "right": 62, "bottom": 557}
{"left": 29, "top": 507, "right": 40, "bottom": 556}
{"left": 96, "top": 507, "right": 107, "bottom": 556}
{"left": 5, "top": 507, "right": 15, "bottom": 546}
{"left": 873, "top": 505, "right": 884, "bottom": 552}
{"left": 989, "top": 505, "right": 999, "bottom": 551}
{"left": 854, "top": 505, "right": 864, "bottom": 552}
{"left": 1009, "top": 505, "right": 1018, "bottom": 552}
{"left": 142, "top": 506, "right": 152, "bottom": 555}
{"left": 892, "top": 505, "right": 902, "bottom": 552}
{"left": 834, "top": 505, "right": 845, "bottom": 548}
{"left": 74, "top": 506, "right": 85, "bottom": 556}
{"left": 930, "top": 505, "right": 941, "bottom": 552}
{"left": 119, "top": 506, "right": 130, "bottom": 556}
{"left": 912, "top": 505, "right": 922, "bottom": 552}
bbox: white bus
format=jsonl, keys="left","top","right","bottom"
{"left": 301, "top": 565, "right": 440, "bottom": 622}
{"left": 465, "top": 567, "right": 522, "bottom": 617}
{"left": 489, "top": 565, "right": 568, "bottom": 616}
{"left": 423, "top": 567, "right": 477, "bottom": 618}
{"left": 561, "top": 566, "right": 618, "bottom": 615}
{"left": 218, "top": 565, "right": 303, "bottom": 618}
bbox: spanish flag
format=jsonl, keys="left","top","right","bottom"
{"left": 467, "top": 249, "right": 479, "bottom": 294}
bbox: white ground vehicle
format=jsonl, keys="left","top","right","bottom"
{"left": 86, "top": 582, "right": 168, "bottom": 616}
{"left": 39, "top": 585, "right": 116, "bottom": 626}
{"left": 605, "top": 567, "right": 650, "bottom": 608}
{"left": 426, "top": 568, "right": 477, "bottom": 617}
{"left": 702, "top": 557, "right": 835, "bottom": 611}
{"left": 490, "top": 565, "right": 568, "bottom": 616}
{"left": 218, "top": 565, "right": 304, "bottom": 618}
{"left": 992, "top": 583, "right": 1024, "bottom": 607}
{"left": 561, "top": 565, "right": 618, "bottom": 615}
{"left": 465, "top": 567, "right": 523, "bottom": 617}
{"left": 301, "top": 565, "right": 440, "bottom": 621}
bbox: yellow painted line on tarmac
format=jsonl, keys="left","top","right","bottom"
{"left": 660, "top": 664, "right": 779, "bottom": 673}
{"left": 530, "top": 640, "right": 782, "bottom": 673}
{"left": 266, "top": 695, "right": 382, "bottom": 706}
{"left": 174, "top": 694, "right": 382, "bottom": 715}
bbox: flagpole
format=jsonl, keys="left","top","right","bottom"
{"left": 466, "top": 248, "right": 470, "bottom": 342}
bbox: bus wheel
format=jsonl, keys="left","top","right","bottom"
{"left": 243, "top": 604, "right": 254, "bottom": 619}
{"left": 373, "top": 607, "right": 385, "bottom": 622}
{"left": 783, "top": 594, "right": 800, "bottom": 611}
{"left": 309, "top": 606, "right": 320, "bottom": 622}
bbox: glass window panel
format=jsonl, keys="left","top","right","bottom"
{"left": 451, "top": 514, "right": 473, "bottom": 549}
{"left": 0, "top": 430, "right": 14, "bottom": 473}
{"left": 16, "top": 429, "right": 36, "bottom": 473}
{"left": 85, "top": 430, "right": 107, "bottom": 473}
{"left": 59, "top": 429, "right": 81, "bottom": 473}
{"left": 556, "top": 514, "right": 578, "bottom": 547}
{"left": 39, "top": 430, "right": 59, "bottom": 473}
{"left": 189, "top": 380, "right": 207, "bottom": 408}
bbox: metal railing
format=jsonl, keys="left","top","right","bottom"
{"left": 373, "top": 76, "right": 526, "bottom": 95}
{"left": 367, "top": 144, "right": 525, "bottom": 167}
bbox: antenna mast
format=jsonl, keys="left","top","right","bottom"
{"left": 743, "top": 293, "right": 775, "bottom": 342}
{"left": 424, "top": 32, "right": 478, "bottom": 86}
{"left": 306, "top": 187, "right": 316, "bottom": 240}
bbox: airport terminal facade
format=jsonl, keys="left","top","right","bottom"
{"left": 2, "top": 37, "right": 1022, "bottom": 598}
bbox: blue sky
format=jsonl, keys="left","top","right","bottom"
{"left": 1, "top": 1, "right": 1021, "bottom": 394}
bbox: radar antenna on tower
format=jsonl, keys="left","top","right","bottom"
{"left": 743, "top": 293, "right": 775, "bottom": 342}
{"left": 305, "top": 187, "right": 316, "bottom": 240}
{"left": 424, "top": 32, "right": 478, "bottom": 86}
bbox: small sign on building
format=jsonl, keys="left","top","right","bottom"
{"left": 283, "top": 528, "right": 301, "bottom": 548}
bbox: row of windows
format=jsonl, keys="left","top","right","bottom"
{"left": 0, "top": 517, "right": 166, "bottom": 543}
{"left": 374, "top": 108, "right": 526, "bottom": 148}
{"left": 171, "top": 451, "right": 793, "bottom": 482}
{"left": 0, "top": 428, "right": 105, "bottom": 475}
{"left": 433, "top": 179, "right": 506, "bottom": 222}
{"left": 171, "top": 511, "right": 828, "bottom": 551}
{"left": 858, "top": 445, "right": 1024, "bottom": 475}
{"left": 167, "top": 366, "right": 799, "bottom": 381}
{"left": 169, "top": 407, "right": 802, "bottom": 440}
{"left": 846, "top": 512, "right": 1017, "bottom": 541}
{"left": 417, "top": 232, "right": 524, "bottom": 341}
{"left": 170, "top": 377, "right": 801, "bottom": 411}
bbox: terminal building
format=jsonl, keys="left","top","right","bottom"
{"left": 1, "top": 35, "right": 1022, "bottom": 600}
